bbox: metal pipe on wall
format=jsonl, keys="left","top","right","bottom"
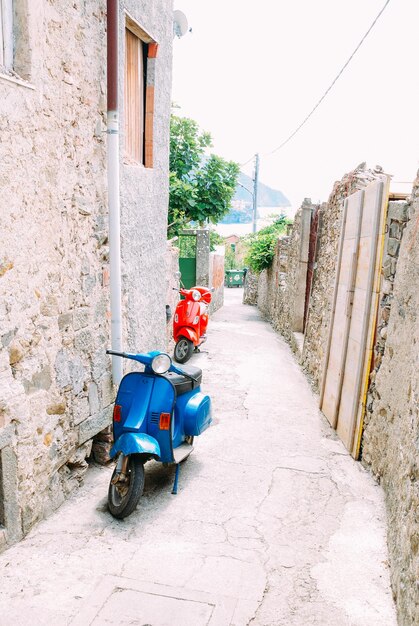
{"left": 107, "top": 0, "right": 123, "bottom": 384}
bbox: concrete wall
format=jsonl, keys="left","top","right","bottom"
{"left": 0, "top": 0, "right": 173, "bottom": 549}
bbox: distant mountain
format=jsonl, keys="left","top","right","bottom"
{"left": 220, "top": 173, "right": 290, "bottom": 224}
{"left": 234, "top": 173, "right": 290, "bottom": 207}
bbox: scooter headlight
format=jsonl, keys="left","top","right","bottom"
{"left": 192, "top": 289, "right": 201, "bottom": 301}
{"left": 151, "top": 353, "right": 172, "bottom": 374}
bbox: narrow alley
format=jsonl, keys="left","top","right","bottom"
{"left": 0, "top": 288, "right": 396, "bottom": 626}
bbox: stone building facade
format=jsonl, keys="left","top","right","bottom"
{"left": 244, "top": 165, "right": 418, "bottom": 624}
{"left": 0, "top": 0, "right": 174, "bottom": 550}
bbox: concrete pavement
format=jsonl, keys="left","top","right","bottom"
{"left": 0, "top": 288, "right": 397, "bottom": 625}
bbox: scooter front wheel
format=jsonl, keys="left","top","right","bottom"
{"left": 174, "top": 337, "right": 194, "bottom": 363}
{"left": 108, "top": 455, "right": 145, "bottom": 519}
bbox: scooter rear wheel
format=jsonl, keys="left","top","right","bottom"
{"left": 108, "top": 455, "right": 145, "bottom": 519}
{"left": 174, "top": 337, "right": 194, "bottom": 363}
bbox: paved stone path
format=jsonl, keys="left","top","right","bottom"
{"left": 0, "top": 288, "right": 396, "bottom": 625}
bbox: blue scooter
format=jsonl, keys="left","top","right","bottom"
{"left": 106, "top": 349, "right": 212, "bottom": 519}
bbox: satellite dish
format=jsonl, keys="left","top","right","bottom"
{"left": 173, "top": 10, "right": 188, "bottom": 38}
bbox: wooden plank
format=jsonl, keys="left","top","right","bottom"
{"left": 336, "top": 180, "right": 385, "bottom": 451}
{"left": 320, "top": 190, "right": 364, "bottom": 427}
{"left": 389, "top": 192, "right": 409, "bottom": 201}
{"left": 352, "top": 175, "right": 390, "bottom": 458}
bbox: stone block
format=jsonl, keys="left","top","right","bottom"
{"left": 389, "top": 221, "right": 403, "bottom": 240}
{"left": 91, "top": 348, "right": 109, "bottom": 383}
{"left": 382, "top": 258, "right": 393, "bottom": 279}
{"left": 1, "top": 330, "right": 15, "bottom": 348}
{"left": 1, "top": 446, "right": 22, "bottom": 542}
{"left": 100, "top": 373, "right": 114, "bottom": 408}
{"left": 23, "top": 366, "right": 52, "bottom": 394}
{"left": 55, "top": 349, "right": 86, "bottom": 395}
{"left": 68, "top": 440, "right": 93, "bottom": 466}
{"left": 88, "top": 382, "right": 99, "bottom": 415}
{"left": 73, "top": 307, "right": 89, "bottom": 331}
{"left": 82, "top": 275, "right": 96, "bottom": 296}
{"left": 8, "top": 341, "right": 25, "bottom": 365}
{"left": 58, "top": 313, "right": 73, "bottom": 332}
{"left": 46, "top": 400, "right": 66, "bottom": 415}
{"left": 387, "top": 238, "right": 400, "bottom": 257}
{"left": 381, "top": 279, "right": 393, "bottom": 296}
{"left": 387, "top": 202, "right": 407, "bottom": 223}
{"left": 40, "top": 295, "right": 59, "bottom": 317}
{"left": 0, "top": 425, "right": 13, "bottom": 450}
{"left": 72, "top": 395, "right": 90, "bottom": 426}
{"left": 78, "top": 405, "right": 112, "bottom": 444}
{"left": 74, "top": 329, "right": 93, "bottom": 353}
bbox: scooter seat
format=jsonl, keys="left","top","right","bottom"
{"left": 163, "top": 365, "right": 202, "bottom": 395}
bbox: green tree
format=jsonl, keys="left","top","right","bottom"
{"left": 168, "top": 114, "right": 239, "bottom": 238}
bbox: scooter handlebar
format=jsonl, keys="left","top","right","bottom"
{"left": 106, "top": 350, "right": 140, "bottom": 362}
{"left": 107, "top": 349, "right": 128, "bottom": 358}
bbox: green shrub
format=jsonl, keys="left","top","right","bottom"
{"left": 244, "top": 216, "right": 291, "bottom": 274}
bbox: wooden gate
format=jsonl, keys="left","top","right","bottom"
{"left": 320, "top": 177, "right": 390, "bottom": 458}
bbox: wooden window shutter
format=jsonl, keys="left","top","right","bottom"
{"left": 124, "top": 28, "right": 144, "bottom": 163}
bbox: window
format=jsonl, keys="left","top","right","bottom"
{"left": 124, "top": 18, "right": 157, "bottom": 168}
{"left": 0, "top": 0, "right": 13, "bottom": 72}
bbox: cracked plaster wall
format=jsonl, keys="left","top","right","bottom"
{"left": 0, "top": 0, "right": 173, "bottom": 549}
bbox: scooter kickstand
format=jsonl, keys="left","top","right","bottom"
{"left": 172, "top": 463, "right": 180, "bottom": 495}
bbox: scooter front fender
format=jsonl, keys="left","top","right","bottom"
{"left": 176, "top": 327, "right": 198, "bottom": 344}
{"left": 110, "top": 432, "right": 161, "bottom": 460}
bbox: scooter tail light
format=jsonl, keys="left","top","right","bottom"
{"left": 113, "top": 404, "right": 122, "bottom": 423}
{"left": 174, "top": 313, "right": 178, "bottom": 323}
{"left": 159, "top": 413, "right": 171, "bottom": 430}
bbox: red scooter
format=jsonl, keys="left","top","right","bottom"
{"left": 173, "top": 286, "right": 212, "bottom": 363}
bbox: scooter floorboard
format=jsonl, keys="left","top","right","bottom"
{"left": 173, "top": 442, "right": 194, "bottom": 463}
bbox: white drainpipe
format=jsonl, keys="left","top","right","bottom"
{"left": 107, "top": 0, "right": 123, "bottom": 385}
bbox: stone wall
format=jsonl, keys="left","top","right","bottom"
{"left": 361, "top": 183, "right": 419, "bottom": 625}
{"left": 0, "top": 0, "right": 173, "bottom": 549}
{"left": 255, "top": 236, "right": 289, "bottom": 324}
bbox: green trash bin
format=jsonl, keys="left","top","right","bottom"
{"left": 225, "top": 269, "right": 244, "bottom": 287}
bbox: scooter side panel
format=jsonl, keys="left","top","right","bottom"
{"left": 110, "top": 432, "right": 160, "bottom": 459}
{"left": 175, "top": 389, "right": 212, "bottom": 437}
{"left": 113, "top": 373, "right": 154, "bottom": 441}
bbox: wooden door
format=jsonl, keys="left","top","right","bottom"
{"left": 320, "top": 178, "right": 389, "bottom": 457}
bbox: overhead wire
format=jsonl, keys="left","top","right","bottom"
{"left": 259, "top": 0, "right": 392, "bottom": 157}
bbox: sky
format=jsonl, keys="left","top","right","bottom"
{"left": 171, "top": 0, "right": 419, "bottom": 213}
